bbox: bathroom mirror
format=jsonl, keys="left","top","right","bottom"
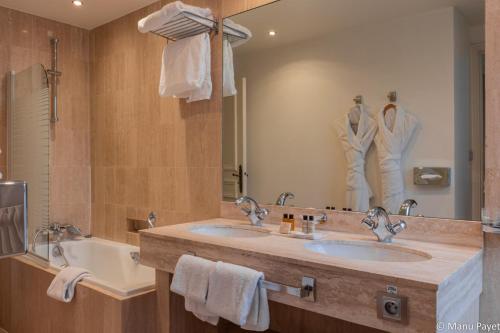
{"left": 222, "top": 0, "right": 485, "bottom": 220}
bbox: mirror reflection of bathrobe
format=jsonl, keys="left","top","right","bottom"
{"left": 374, "top": 106, "right": 418, "bottom": 214}
{"left": 336, "top": 106, "right": 377, "bottom": 212}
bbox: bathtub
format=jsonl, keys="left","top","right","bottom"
{"left": 32, "top": 237, "right": 155, "bottom": 297}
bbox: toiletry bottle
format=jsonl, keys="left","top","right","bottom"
{"left": 289, "top": 214, "right": 295, "bottom": 231}
{"left": 308, "top": 215, "right": 316, "bottom": 233}
{"left": 279, "top": 214, "right": 292, "bottom": 234}
{"left": 302, "top": 215, "right": 309, "bottom": 234}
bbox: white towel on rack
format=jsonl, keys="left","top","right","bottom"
{"left": 223, "top": 39, "right": 237, "bottom": 97}
{"left": 138, "top": 1, "right": 213, "bottom": 33}
{"left": 206, "top": 261, "right": 269, "bottom": 331}
{"left": 159, "top": 32, "right": 212, "bottom": 102}
{"left": 224, "top": 18, "right": 252, "bottom": 48}
{"left": 170, "top": 255, "right": 219, "bottom": 325}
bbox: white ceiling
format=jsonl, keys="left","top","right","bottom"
{"left": 0, "top": 0, "right": 485, "bottom": 33}
{"left": 0, "top": 0, "right": 158, "bottom": 29}
{"left": 231, "top": 0, "right": 485, "bottom": 54}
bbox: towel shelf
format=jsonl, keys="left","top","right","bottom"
{"left": 223, "top": 23, "right": 249, "bottom": 44}
{"left": 148, "top": 12, "right": 250, "bottom": 45}
{"left": 150, "top": 12, "right": 218, "bottom": 41}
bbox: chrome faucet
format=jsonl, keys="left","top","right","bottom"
{"left": 32, "top": 223, "right": 70, "bottom": 266}
{"left": 235, "top": 196, "right": 269, "bottom": 226}
{"left": 399, "top": 199, "right": 417, "bottom": 216}
{"left": 275, "top": 192, "right": 295, "bottom": 206}
{"left": 361, "top": 207, "right": 407, "bottom": 243}
{"left": 146, "top": 212, "right": 157, "bottom": 228}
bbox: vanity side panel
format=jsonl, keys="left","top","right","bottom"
{"left": 141, "top": 234, "right": 437, "bottom": 333}
{"left": 436, "top": 252, "right": 482, "bottom": 326}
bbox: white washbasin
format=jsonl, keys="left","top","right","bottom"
{"left": 305, "top": 240, "right": 431, "bottom": 262}
{"left": 190, "top": 225, "right": 271, "bottom": 238}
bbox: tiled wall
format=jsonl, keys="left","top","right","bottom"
{"left": 0, "top": 6, "right": 91, "bottom": 234}
{"left": 88, "top": 0, "right": 276, "bottom": 242}
{"left": 89, "top": 0, "right": 223, "bottom": 242}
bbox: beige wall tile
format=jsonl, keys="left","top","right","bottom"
{"left": 0, "top": 6, "right": 91, "bottom": 232}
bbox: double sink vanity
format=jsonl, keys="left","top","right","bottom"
{"left": 139, "top": 202, "right": 483, "bottom": 332}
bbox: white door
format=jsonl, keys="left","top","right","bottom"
{"left": 222, "top": 78, "right": 247, "bottom": 200}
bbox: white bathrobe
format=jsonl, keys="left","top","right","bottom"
{"left": 374, "top": 105, "right": 418, "bottom": 214}
{"left": 336, "top": 105, "right": 377, "bottom": 212}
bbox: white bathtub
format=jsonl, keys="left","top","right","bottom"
{"left": 32, "top": 237, "right": 155, "bottom": 297}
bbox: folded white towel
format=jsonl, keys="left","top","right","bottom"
{"left": 170, "top": 255, "right": 219, "bottom": 325}
{"left": 159, "top": 33, "right": 212, "bottom": 102}
{"left": 206, "top": 261, "right": 269, "bottom": 331}
{"left": 47, "top": 267, "right": 91, "bottom": 303}
{"left": 223, "top": 39, "right": 237, "bottom": 97}
{"left": 138, "top": 1, "right": 213, "bottom": 33}
{"left": 224, "top": 19, "right": 253, "bottom": 48}
{"left": 242, "top": 280, "right": 270, "bottom": 331}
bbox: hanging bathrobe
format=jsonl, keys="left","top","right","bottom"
{"left": 336, "top": 105, "right": 377, "bottom": 212}
{"left": 374, "top": 105, "right": 418, "bottom": 214}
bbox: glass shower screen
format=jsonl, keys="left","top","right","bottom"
{"left": 7, "top": 64, "right": 50, "bottom": 260}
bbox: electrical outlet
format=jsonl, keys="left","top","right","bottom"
{"left": 377, "top": 292, "right": 408, "bottom": 325}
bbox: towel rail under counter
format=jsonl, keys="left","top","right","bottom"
{"left": 184, "top": 251, "right": 316, "bottom": 302}
{"left": 262, "top": 276, "right": 316, "bottom": 302}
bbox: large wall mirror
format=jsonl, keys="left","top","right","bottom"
{"left": 222, "top": 0, "right": 485, "bottom": 220}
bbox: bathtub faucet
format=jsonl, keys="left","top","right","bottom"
{"left": 32, "top": 223, "right": 70, "bottom": 267}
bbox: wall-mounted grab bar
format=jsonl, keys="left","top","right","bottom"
{"left": 46, "top": 37, "right": 61, "bottom": 122}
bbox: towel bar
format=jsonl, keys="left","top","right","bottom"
{"left": 262, "top": 276, "right": 316, "bottom": 302}
{"left": 183, "top": 252, "right": 316, "bottom": 302}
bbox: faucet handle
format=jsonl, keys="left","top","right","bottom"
{"left": 390, "top": 220, "right": 407, "bottom": 234}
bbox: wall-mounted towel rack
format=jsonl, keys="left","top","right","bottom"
{"left": 223, "top": 23, "right": 249, "bottom": 44}
{"left": 150, "top": 12, "right": 217, "bottom": 41}
{"left": 184, "top": 252, "right": 316, "bottom": 302}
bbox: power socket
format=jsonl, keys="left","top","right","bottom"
{"left": 376, "top": 292, "right": 408, "bottom": 325}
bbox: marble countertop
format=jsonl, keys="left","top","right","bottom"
{"left": 140, "top": 218, "right": 482, "bottom": 291}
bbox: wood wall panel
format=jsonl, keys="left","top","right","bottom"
{"left": 0, "top": 257, "right": 156, "bottom": 333}
{"left": 90, "top": 0, "right": 222, "bottom": 242}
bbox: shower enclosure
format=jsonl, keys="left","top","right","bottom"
{"left": 7, "top": 64, "right": 51, "bottom": 260}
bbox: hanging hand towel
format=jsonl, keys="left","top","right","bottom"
{"left": 138, "top": 1, "right": 213, "bottom": 33}
{"left": 159, "top": 32, "right": 212, "bottom": 102}
{"left": 47, "top": 267, "right": 91, "bottom": 303}
{"left": 170, "top": 254, "right": 219, "bottom": 325}
{"left": 206, "top": 261, "right": 269, "bottom": 331}
{"left": 223, "top": 39, "right": 237, "bottom": 97}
